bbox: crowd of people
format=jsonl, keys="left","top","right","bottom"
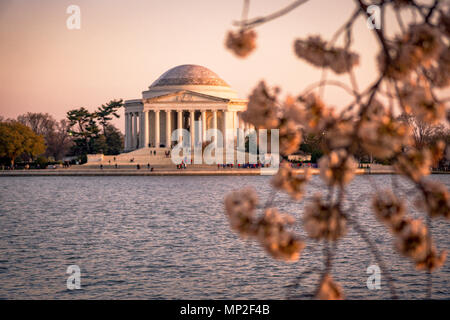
{"left": 176, "top": 161, "right": 187, "bottom": 169}
{"left": 99, "top": 162, "right": 154, "bottom": 171}
{"left": 215, "top": 161, "right": 316, "bottom": 169}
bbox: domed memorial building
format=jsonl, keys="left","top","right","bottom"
{"left": 123, "top": 64, "right": 249, "bottom": 151}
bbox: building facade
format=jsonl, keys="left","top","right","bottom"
{"left": 123, "top": 65, "right": 249, "bottom": 151}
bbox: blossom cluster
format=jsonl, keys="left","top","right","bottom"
{"left": 430, "top": 48, "right": 450, "bottom": 88}
{"left": 439, "top": 8, "right": 450, "bottom": 37}
{"left": 318, "top": 149, "right": 356, "bottom": 187}
{"left": 395, "top": 148, "right": 431, "bottom": 182}
{"left": 223, "top": 1, "right": 450, "bottom": 300}
{"left": 378, "top": 24, "right": 443, "bottom": 80}
{"left": 400, "top": 84, "right": 446, "bottom": 124}
{"left": 298, "top": 93, "right": 334, "bottom": 134}
{"left": 372, "top": 190, "right": 447, "bottom": 272}
{"left": 418, "top": 180, "right": 450, "bottom": 220}
{"left": 242, "top": 83, "right": 306, "bottom": 156}
{"left": 271, "top": 161, "right": 310, "bottom": 200}
{"left": 316, "top": 274, "right": 344, "bottom": 300}
{"left": 358, "top": 104, "right": 412, "bottom": 159}
{"left": 225, "top": 29, "right": 257, "bottom": 58}
{"left": 224, "top": 188, "right": 305, "bottom": 261}
{"left": 304, "top": 194, "right": 347, "bottom": 241}
{"left": 372, "top": 189, "right": 406, "bottom": 229}
{"left": 240, "top": 81, "right": 280, "bottom": 129}
{"left": 294, "top": 35, "right": 359, "bottom": 74}
{"left": 396, "top": 219, "right": 446, "bottom": 272}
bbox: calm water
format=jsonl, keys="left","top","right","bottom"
{"left": 0, "top": 175, "right": 448, "bottom": 299}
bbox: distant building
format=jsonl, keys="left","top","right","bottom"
{"left": 123, "top": 64, "right": 249, "bottom": 151}
{"left": 62, "top": 156, "right": 78, "bottom": 162}
{"left": 287, "top": 151, "right": 311, "bottom": 162}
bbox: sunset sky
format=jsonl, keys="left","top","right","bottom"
{"left": 1, "top": 0, "right": 446, "bottom": 132}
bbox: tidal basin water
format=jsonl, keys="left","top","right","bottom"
{"left": 0, "top": 175, "right": 448, "bottom": 299}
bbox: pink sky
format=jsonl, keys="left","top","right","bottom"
{"left": 1, "top": 0, "right": 446, "bottom": 132}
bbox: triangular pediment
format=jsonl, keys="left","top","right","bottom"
{"left": 144, "top": 90, "right": 230, "bottom": 103}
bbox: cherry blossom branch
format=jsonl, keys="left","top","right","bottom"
{"left": 240, "top": 0, "right": 250, "bottom": 29}
{"left": 225, "top": 0, "right": 448, "bottom": 301}
{"left": 424, "top": 0, "right": 440, "bottom": 23}
{"left": 313, "top": 241, "right": 336, "bottom": 297}
{"left": 234, "top": 0, "right": 310, "bottom": 28}
{"left": 356, "top": 0, "right": 391, "bottom": 62}
{"left": 328, "top": 8, "right": 361, "bottom": 47}
{"left": 346, "top": 213, "right": 398, "bottom": 299}
{"left": 426, "top": 214, "right": 432, "bottom": 299}
{"left": 286, "top": 268, "right": 317, "bottom": 299}
{"left": 319, "top": 7, "right": 361, "bottom": 98}
{"left": 338, "top": 187, "right": 399, "bottom": 299}
{"left": 416, "top": 181, "right": 436, "bottom": 299}
{"left": 264, "top": 190, "right": 277, "bottom": 209}
{"left": 395, "top": 6, "right": 406, "bottom": 32}
{"left": 410, "top": 0, "right": 428, "bottom": 21}
{"left": 393, "top": 80, "right": 407, "bottom": 113}
{"left": 301, "top": 80, "right": 361, "bottom": 98}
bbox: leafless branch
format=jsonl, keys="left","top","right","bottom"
{"left": 234, "top": 0, "right": 310, "bottom": 28}
{"left": 301, "top": 80, "right": 361, "bottom": 99}
{"left": 346, "top": 213, "right": 398, "bottom": 299}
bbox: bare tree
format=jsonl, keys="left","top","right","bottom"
{"left": 17, "top": 112, "right": 55, "bottom": 137}
{"left": 17, "top": 112, "right": 73, "bottom": 160}
{"left": 46, "top": 119, "right": 73, "bottom": 160}
{"left": 398, "top": 113, "right": 448, "bottom": 149}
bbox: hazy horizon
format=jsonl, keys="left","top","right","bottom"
{"left": 1, "top": 0, "right": 447, "bottom": 132}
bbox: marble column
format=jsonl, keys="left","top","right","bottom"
{"left": 155, "top": 110, "right": 160, "bottom": 148}
{"left": 213, "top": 110, "right": 218, "bottom": 146}
{"left": 238, "top": 113, "right": 245, "bottom": 133}
{"left": 201, "top": 110, "right": 206, "bottom": 142}
{"left": 128, "top": 113, "right": 133, "bottom": 149}
{"left": 223, "top": 110, "right": 228, "bottom": 147}
{"left": 133, "top": 112, "right": 138, "bottom": 150}
{"left": 124, "top": 113, "right": 129, "bottom": 150}
{"left": 126, "top": 112, "right": 130, "bottom": 149}
{"left": 190, "top": 110, "right": 195, "bottom": 148}
{"left": 139, "top": 112, "right": 144, "bottom": 148}
{"left": 143, "top": 110, "right": 149, "bottom": 148}
{"left": 177, "top": 110, "right": 183, "bottom": 143}
{"left": 166, "top": 110, "right": 171, "bottom": 148}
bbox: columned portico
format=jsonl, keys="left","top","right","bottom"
{"left": 123, "top": 65, "right": 247, "bottom": 153}
{"left": 124, "top": 108, "right": 247, "bottom": 151}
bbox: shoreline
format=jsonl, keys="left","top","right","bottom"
{"left": 0, "top": 168, "right": 448, "bottom": 177}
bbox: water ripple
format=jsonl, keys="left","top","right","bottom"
{"left": 0, "top": 175, "right": 448, "bottom": 299}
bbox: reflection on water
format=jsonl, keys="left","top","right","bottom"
{"left": 0, "top": 175, "right": 448, "bottom": 299}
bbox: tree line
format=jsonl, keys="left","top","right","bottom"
{"left": 1, "top": 100, "right": 448, "bottom": 168}
{"left": 0, "top": 100, "right": 124, "bottom": 167}
{"left": 298, "top": 113, "right": 449, "bottom": 167}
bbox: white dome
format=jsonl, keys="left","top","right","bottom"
{"left": 143, "top": 64, "right": 238, "bottom": 100}
{"left": 150, "top": 64, "right": 229, "bottom": 87}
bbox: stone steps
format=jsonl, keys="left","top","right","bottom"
{"left": 86, "top": 147, "right": 268, "bottom": 166}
